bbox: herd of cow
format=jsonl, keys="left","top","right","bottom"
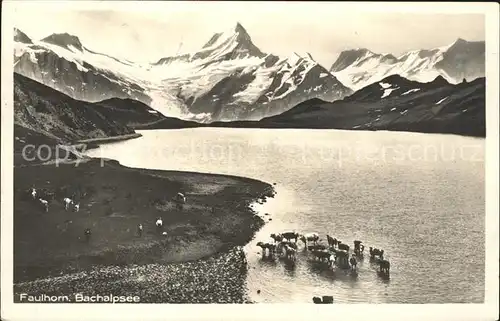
{"left": 256, "top": 231, "right": 391, "bottom": 276}
{"left": 28, "top": 187, "right": 80, "bottom": 213}
{"left": 25, "top": 187, "right": 187, "bottom": 242}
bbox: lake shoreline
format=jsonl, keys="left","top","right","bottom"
{"left": 137, "top": 121, "right": 486, "bottom": 138}
{"left": 14, "top": 135, "right": 276, "bottom": 302}
{"left": 73, "top": 132, "right": 143, "bottom": 145}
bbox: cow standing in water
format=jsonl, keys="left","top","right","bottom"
{"left": 369, "top": 247, "right": 384, "bottom": 260}
{"left": 256, "top": 242, "right": 276, "bottom": 258}
{"left": 379, "top": 259, "right": 390, "bottom": 275}
{"left": 349, "top": 255, "right": 358, "bottom": 271}
{"left": 283, "top": 244, "right": 297, "bottom": 260}
{"left": 137, "top": 224, "right": 143, "bottom": 237}
{"left": 354, "top": 240, "right": 363, "bottom": 256}
{"left": 270, "top": 233, "right": 283, "bottom": 243}
{"left": 281, "top": 232, "right": 300, "bottom": 243}
{"left": 337, "top": 243, "right": 350, "bottom": 252}
{"left": 299, "top": 233, "right": 319, "bottom": 247}
{"left": 326, "top": 235, "right": 338, "bottom": 248}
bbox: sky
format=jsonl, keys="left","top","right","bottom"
{"left": 11, "top": 2, "right": 485, "bottom": 68}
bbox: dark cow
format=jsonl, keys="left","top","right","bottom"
{"left": 369, "top": 247, "right": 384, "bottom": 259}
{"left": 281, "top": 232, "right": 300, "bottom": 243}
{"left": 338, "top": 243, "right": 350, "bottom": 252}
{"left": 379, "top": 259, "right": 390, "bottom": 274}
{"left": 349, "top": 255, "right": 357, "bottom": 271}
{"left": 335, "top": 250, "right": 350, "bottom": 269}
{"left": 326, "top": 235, "right": 338, "bottom": 248}
{"left": 307, "top": 244, "right": 328, "bottom": 251}
{"left": 257, "top": 242, "right": 276, "bottom": 257}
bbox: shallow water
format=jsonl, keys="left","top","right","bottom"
{"left": 85, "top": 128, "right": 485, "bottom": 303}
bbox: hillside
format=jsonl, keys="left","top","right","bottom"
{"left": 256, "top": 76, "right": 486, "bottom": 137}
{"left": 206, "top": 76, "right": 485, "bottom": 137}
{"left": 14, "top": 73, "right": 135, "bottom": 148}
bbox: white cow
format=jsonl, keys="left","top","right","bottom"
{"left": 31, "top": 188, "right": 37, "bottom": 200}
{"left": 176, "top": 193, "right": 186, "bottom": 203}
{"left": 63, "top": 197, "right": 74, "bottom": 211}
{"left": 155, "top": 218, "right": 163, "bottom": 228}
{"left": 74, "top": 203, "right": 80, "bottom": 212}
{"left": 39, "top": 198, "right": 49, "bottom": 212}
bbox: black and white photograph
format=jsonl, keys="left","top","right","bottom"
{"left": 1, "top": 1, "right": 498, "bottom": 320}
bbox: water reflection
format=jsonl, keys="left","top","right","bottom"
{"left": 376, "top": 271, "right": 391, "bottom": 284}
{"left": 258, "top": 256, "right": 278, "bottom": 267}
{"left": 282, "top": 260, "right": 297, "bottom": 276}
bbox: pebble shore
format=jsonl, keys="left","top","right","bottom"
{"left": 14, "top": 247, "right": 253, "bottom": 303}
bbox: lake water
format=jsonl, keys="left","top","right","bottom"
{"left": 85, "top": 128, "right": 485, "bottom": 303}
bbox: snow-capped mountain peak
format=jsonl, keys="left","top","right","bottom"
{"left": 155, "top": 22, "right": 264, "bottom": 66}
{"left": 193, "top": 22, "right": 265, "bottom": 61}
{"left": 41, "top": 33, "right": 84, "bottom": 52}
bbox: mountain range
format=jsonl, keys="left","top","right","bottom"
{"left": 14, "top": 24, "right": 353, "bottom": 122}
{"left": 12, "top": 23, "right": 485, "bottom": 137}
{"left": 330, "top": 39, "right": 485, "bottom": 90}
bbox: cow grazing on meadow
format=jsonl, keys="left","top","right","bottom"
{"left": 31, "top": 188, "right": 37, "bottom": 200}
{"left": 38, "top": 198, "right": 49, "bottom": 212}
{"left": 63, "top": 197, "right": 74, "bottom": 211}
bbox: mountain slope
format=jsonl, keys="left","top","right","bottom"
{"left": 14, "top": 25, "right": 351, "bottom": 122}
{"left": 14, "top": 72, "right": 136, "bottom": 147}
{"left": 91, "top": 98, "right": 166, "bottom": 128}
{"left": 330, "top": 39, "right": 485, "bottom": 90}
{"left": 211, "top": 76, "right": 485, "bottom": 137}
